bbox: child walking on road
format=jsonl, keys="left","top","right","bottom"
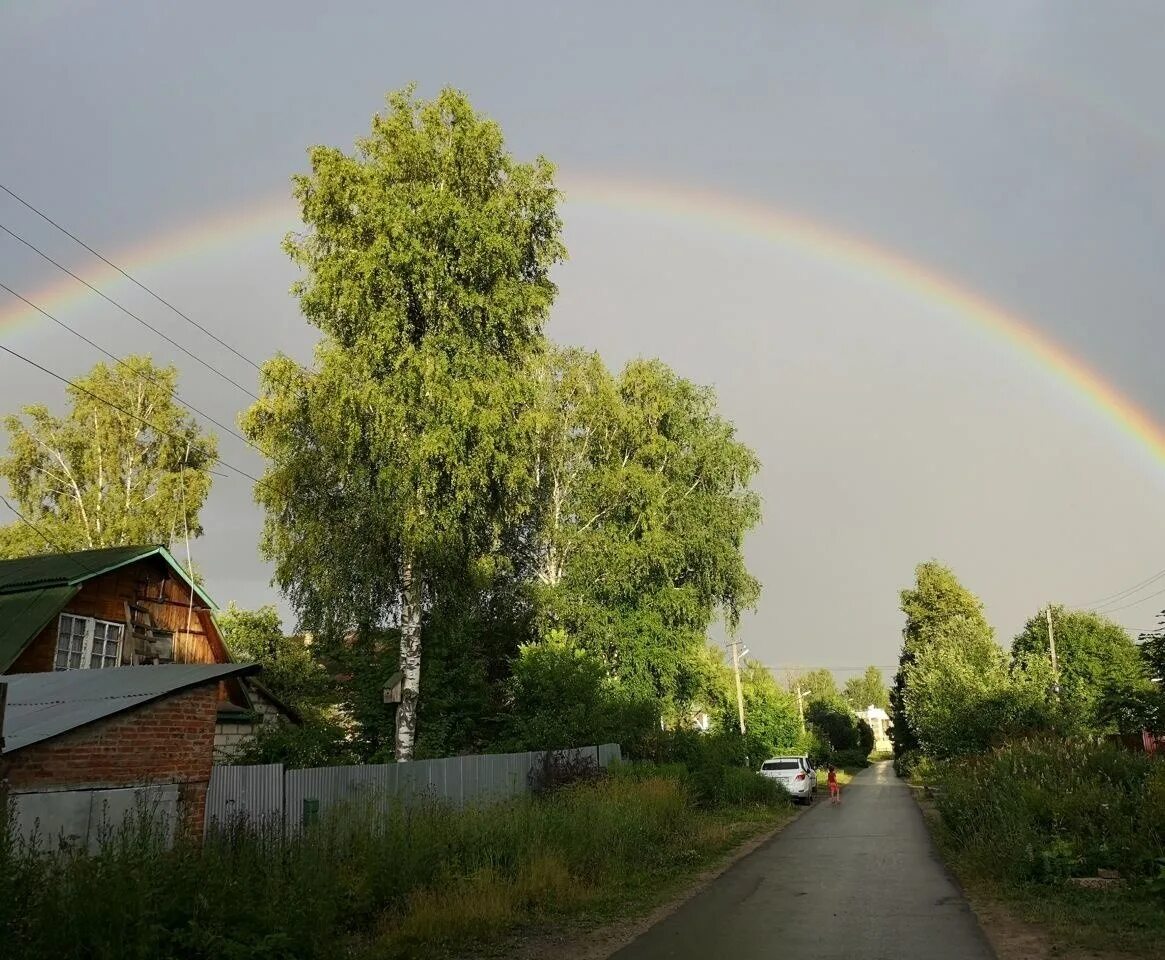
{"left": 827, "top": 765, "right": 841, "bottom": 805}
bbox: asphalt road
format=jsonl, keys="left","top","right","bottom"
{"left": 610, "top": 762, "right": 995, "bottom": 960}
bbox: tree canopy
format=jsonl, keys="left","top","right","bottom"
{"left": 243, "top": 86, "right": 565, "bottom": 759}
{"left": 891, "top": 561, "right": 993, "bottom": 758}
{"left": 1012, "top": 606, "right": 1148, "bottom": 733}
{"left": 844, "top": 666, "right": 889, "bottom": 712}
{"left": 0, "top": 356, "right": 216, "bottom": 556}
{"left": 530, "top": 346, "right": 762, "bottom": 713}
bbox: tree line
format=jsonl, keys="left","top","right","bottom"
{"left": 890, "top": 560, "right": 1162, "bottom": 771}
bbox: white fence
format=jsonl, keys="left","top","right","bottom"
{"left": 205, "top": 742, "right": 622, "bottom": 835}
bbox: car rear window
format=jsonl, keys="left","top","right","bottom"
{"left": 762, "top": 760, "right": 801, "bottom": 771}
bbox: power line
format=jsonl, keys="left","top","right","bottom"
{"left": 0, "top": 282, "right": 265, "bottom": 456}
{"left": 0, "top": 181, "right": 262, "bottom": 371}
{"left": 0, "top": 220, "right": 258, "bottom": 401}
{"left": 1090, "top": 583, "right": 1165, "bottom": 617}
{"left": 0, "top": 340, "right": 273, "bottom": 492}
{"left": 1069, "top": 567, "right": 1165, "bottom": 611}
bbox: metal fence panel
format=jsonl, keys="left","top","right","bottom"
{"left": 215, "top": 743, "right": 622, "bottom": 833}
{"left": 205, "top": 762, "right": 283, "bottom": 833}
{"left": 13, "top": 785, "right": 179, "bottom": 852}
{"left": 597, "top": 743, "right": 622, "bottom": 767}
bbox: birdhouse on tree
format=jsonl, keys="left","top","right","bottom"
{"left": 383, "top": 671, "right": 404, "bottom": 705}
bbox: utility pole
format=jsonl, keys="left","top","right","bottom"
{"left": 729, "top": 639, "right": 746, "bottom": 735}
{"left": 1046, "top": 603, "right": 1060, "bottom": 696}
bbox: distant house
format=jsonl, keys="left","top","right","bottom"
{"left": 859, "top": 705, "right": 892, "bottom": 752}
{"left": 1, "top": 663, "right": 259, "bottom": 845}
{"left": 0, "top": 545, "right": 297, "bottom": 759}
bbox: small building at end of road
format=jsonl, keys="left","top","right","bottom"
{"left": 859, "top": 705, "right": 893, "bottom": 752}
{"left": 1, "top": 662, "right": 259, "bottom": 848}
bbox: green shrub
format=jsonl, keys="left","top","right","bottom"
{"left": 830, "top": 748, "right": 872, "bottom": 770}
{"left": 935, "top": 738, "right": 1165, "bottom": 884}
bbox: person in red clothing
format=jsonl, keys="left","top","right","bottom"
{"left": 827, "top": 765, "right": 841, "bottom": 805}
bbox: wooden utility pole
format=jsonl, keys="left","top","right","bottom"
{"left": 730, "top": 639, "right": 746, "bottom": 735}
{"left": 1046, "top": 604, "right": 1060, "bottom": 696}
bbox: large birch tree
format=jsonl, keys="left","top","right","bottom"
{"left": 243, "top": 87, "right": 563, "bottom": 760}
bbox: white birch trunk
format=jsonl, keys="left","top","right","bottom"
{"left": 394, "top": 556, "right": 423, "bottom": 761}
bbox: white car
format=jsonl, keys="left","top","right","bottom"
{"left": 760, "top": 756, "right": 818, "bottom": 804}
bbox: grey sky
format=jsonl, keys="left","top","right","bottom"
{"left": 3, "top": 1, "right": 1165, "bottom": 678}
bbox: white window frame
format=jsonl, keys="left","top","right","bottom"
{"left": 54, "top": 613, "right": 124, "bottom": 670}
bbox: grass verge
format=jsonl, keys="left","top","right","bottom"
{"left": 909, "top": 740, "right": 1165, "bottom": 959}
{"left": 2, "top": 771, "right": 791, "bottom": 960}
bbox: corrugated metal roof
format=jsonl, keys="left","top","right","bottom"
{"left": 0, "top": 585, "right": 80, "bottom": 672}
{"left": 0, "top": 546, "right": 160, "bottom": 592}
{"left": 0, "top": 545, "right": 216, "bottom": 610}
{"left": 0, "top": 663, "right": 259, "bottom": 754}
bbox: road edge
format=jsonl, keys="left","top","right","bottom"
{"left": 502, "top": 799, "right": 814, "bottom": 960}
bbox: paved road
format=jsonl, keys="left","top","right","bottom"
{"left": 611, "top": 762, "right": 995, "bottom": 960}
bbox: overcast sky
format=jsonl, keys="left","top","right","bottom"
{"left": 3, "top": 1, "right": 1165, "bottom": 678}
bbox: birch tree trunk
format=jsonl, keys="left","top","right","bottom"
{"left": 394, "top": 556, "right": 423, "bottom": 761}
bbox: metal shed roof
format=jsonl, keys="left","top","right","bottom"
{"left": 0, "top": 584, "right": 81, "bottom": 672}
{"left": 0, "top": 663, "right": 259, "bottom": 754}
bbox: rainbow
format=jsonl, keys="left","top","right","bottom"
{"left": 1, "top": 176, "right": 1162, "bottom": 471}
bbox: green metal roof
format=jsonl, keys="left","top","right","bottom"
{"left": 0, "top": 545, "right": 215, "bottom": 609}
{"left": 0, "top": 546, "right": 221, "bottom": 673}
{"left": 0, "top": 584, "right": 80, "bottom": 671}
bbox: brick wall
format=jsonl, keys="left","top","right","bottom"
{"left": 5, "top": 685, "right": 219, "bottom": 835}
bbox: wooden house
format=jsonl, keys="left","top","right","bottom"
{"left": 0, "top": 545, "right": 296, "bottom": 757}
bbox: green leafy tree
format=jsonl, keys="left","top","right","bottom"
{"left": 243, "top": 87, "right": 564, "bottom": 760}
{"left": 1012, "top": 606, "right": 1149, "bottom": 733}
{"left": 736, "top": 660, "right": 801, "bottom": 756}
{"left": 0, "top": 356, "right": 216, "bottom": 556}
{"left": 902, "top": 614, "right": 1012, "bottom": 759}
{"left": 217, "top": 604, "right": 334, "bottom": 710}
{"left": 499, "top": 630, "right": 658, "bottom": 751}
{"left": 531, "top": 347, "right": 761, "bottom": 713}
{"left": 795, "top": 667, "right": 841, "bottom": 706}
{"left": 844, "top": 665, "right": 889, "bottom": 711}
{"left": 890, "top": 561, "right": 990, "bottom": 759}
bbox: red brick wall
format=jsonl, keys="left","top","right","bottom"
{"left": 4, "top": 685, "right": 219, "bottom": 835}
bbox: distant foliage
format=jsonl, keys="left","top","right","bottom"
{"left": 0, "top": 356, "right": 216, "bottom": 556}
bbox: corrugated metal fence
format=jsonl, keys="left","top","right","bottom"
{"left": 205, "top": 743, "right": 622, "bottom": 836}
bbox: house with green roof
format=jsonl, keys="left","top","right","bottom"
{"left": 0, "top": 545, "right": 296, "bottom": 758}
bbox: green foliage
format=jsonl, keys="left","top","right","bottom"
{"left": 0, "top": 356, "right": 216, "bottom": 556}
{"left": 628, "top": 729, "right": 790, "bottom": 807}
{"left": 890, "top": 561, "right": 992, "bottom": 759}
{"left": 901, "top": 614, "right": 1019, "bottom": 759}
{"left": 736, "top": 660, "right": 802, "bottom": 758}
{"left": 935, "top": 739, "right": 1165, "bottom": 884}
{"left": 499, "top": 631, "right": 658, "bottom": 752}
{"left": 0, "top": 775, "right": 783, "bottom": 959}
{"left": 805, "top": 698, "right": 862, "bottom": 753}
{"left": 531, "top": 346, "right": 761, "bottom": 711}
{"left": 843, "top": 665, "right": 889, "bottom": 711}
{"left": 243, "top": 86, "right": 565, "bottom": 759}
{"left": 217, "top": 604, "right": 334, "bottom": 710}
{"left": 795, "top": 668, "right": 840, "bottom": 705}
{"left": 1011, "top": 606, "right": 1149, "bottom": 733}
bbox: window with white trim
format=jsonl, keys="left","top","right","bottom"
{"left": 54, "top": 614, "right": 124, "bottom": 670}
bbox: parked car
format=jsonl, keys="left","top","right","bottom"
{"left": 760, "top": 755, "right": 817, "bottom": 803}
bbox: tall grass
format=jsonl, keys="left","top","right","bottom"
{"left": 935, "top": 738, "right": 1165, "bottom": 883}
{"left": 1, "top": 773, "right": 786, "bottom": 960}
